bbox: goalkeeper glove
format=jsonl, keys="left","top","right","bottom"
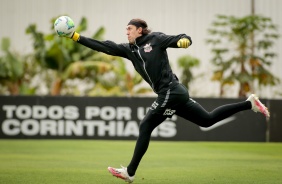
{"left": 177, "top": 37, "right": 192, "bottom": 48}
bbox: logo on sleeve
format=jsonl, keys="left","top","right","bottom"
{"left": 144, "top": 43, "right": 152, "bottom": 53}
{"left": 150, "top": 101, "right": 159, "bottom": 110}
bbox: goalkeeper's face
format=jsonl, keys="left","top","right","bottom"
{"left": 126, "top": 25, "right": 142, "bottom": 44}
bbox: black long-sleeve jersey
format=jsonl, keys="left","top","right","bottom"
{"left": 78, "top": 32, "right": 191, "bottom": 94}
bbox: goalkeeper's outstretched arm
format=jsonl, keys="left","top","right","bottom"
{"left": 65, "top": 31, "right": 127, "bottom": 58}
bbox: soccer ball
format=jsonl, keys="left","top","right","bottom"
{"left": 54, "top": 16, "right": 75, "bottom": 37}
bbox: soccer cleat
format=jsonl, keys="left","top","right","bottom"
{"left": 108, "top": 166, "right": 135, "bottom": 183}
{"left": 246, "top": 94, "right": 270, "bottom": 118}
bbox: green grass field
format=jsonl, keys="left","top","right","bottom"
{"left": 0, "top": 140, "right": 281, "bottom": 184}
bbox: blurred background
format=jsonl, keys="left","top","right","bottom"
{"left": 0, "top": 0, "right": 281, "bottom": 98}
{"left": 0, "top": 2, "right": 281, "bottom": 183}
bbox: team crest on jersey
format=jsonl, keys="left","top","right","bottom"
{"left": 144, "top": 43, "right": 152, "bottom": 53}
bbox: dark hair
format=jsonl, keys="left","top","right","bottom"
{"left": 127, "top": 18, "right": 151, "bottom": 35}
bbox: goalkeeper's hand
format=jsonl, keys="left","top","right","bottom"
{"left": 68, "top": 31, "right": 80, "bottom": 42}
{"left": 177, "top": 36, "right": 192, "bottom": 48}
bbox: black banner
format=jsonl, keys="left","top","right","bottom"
{"left": 268, "top": 99, "right": 282, "bottom": 142}
{"left": 0, "top": 96, "right": 272, "bottom": 141}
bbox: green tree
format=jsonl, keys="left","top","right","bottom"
{"left": 26, "top": 17, "right": 117, "bottom": 95}
{"left": 206, "top": 15, "right": 280, "bottom": 97}
{"left": 177, "top": 55, "right": 200, "bottom": 90}
{"left": 0, "top": 38, "right": 39, "bottom": 95}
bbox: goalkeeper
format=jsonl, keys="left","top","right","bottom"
{"left": 65, "top": 18, "right": 269, "bottom": 183}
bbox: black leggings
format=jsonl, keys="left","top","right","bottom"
{"left": 127, "top": 98, "right": 251, "bottom": 176}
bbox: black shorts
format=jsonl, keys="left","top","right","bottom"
{"left": 150, "top": 83, "right": 195, "bottom": 118}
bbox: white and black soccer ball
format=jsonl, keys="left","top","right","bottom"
{"left": 54, "top": 16, "right": 75, "bottom": 37}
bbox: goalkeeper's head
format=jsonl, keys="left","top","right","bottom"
{"left": 126, "top": 18, "right": 151, "bottom": 44}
